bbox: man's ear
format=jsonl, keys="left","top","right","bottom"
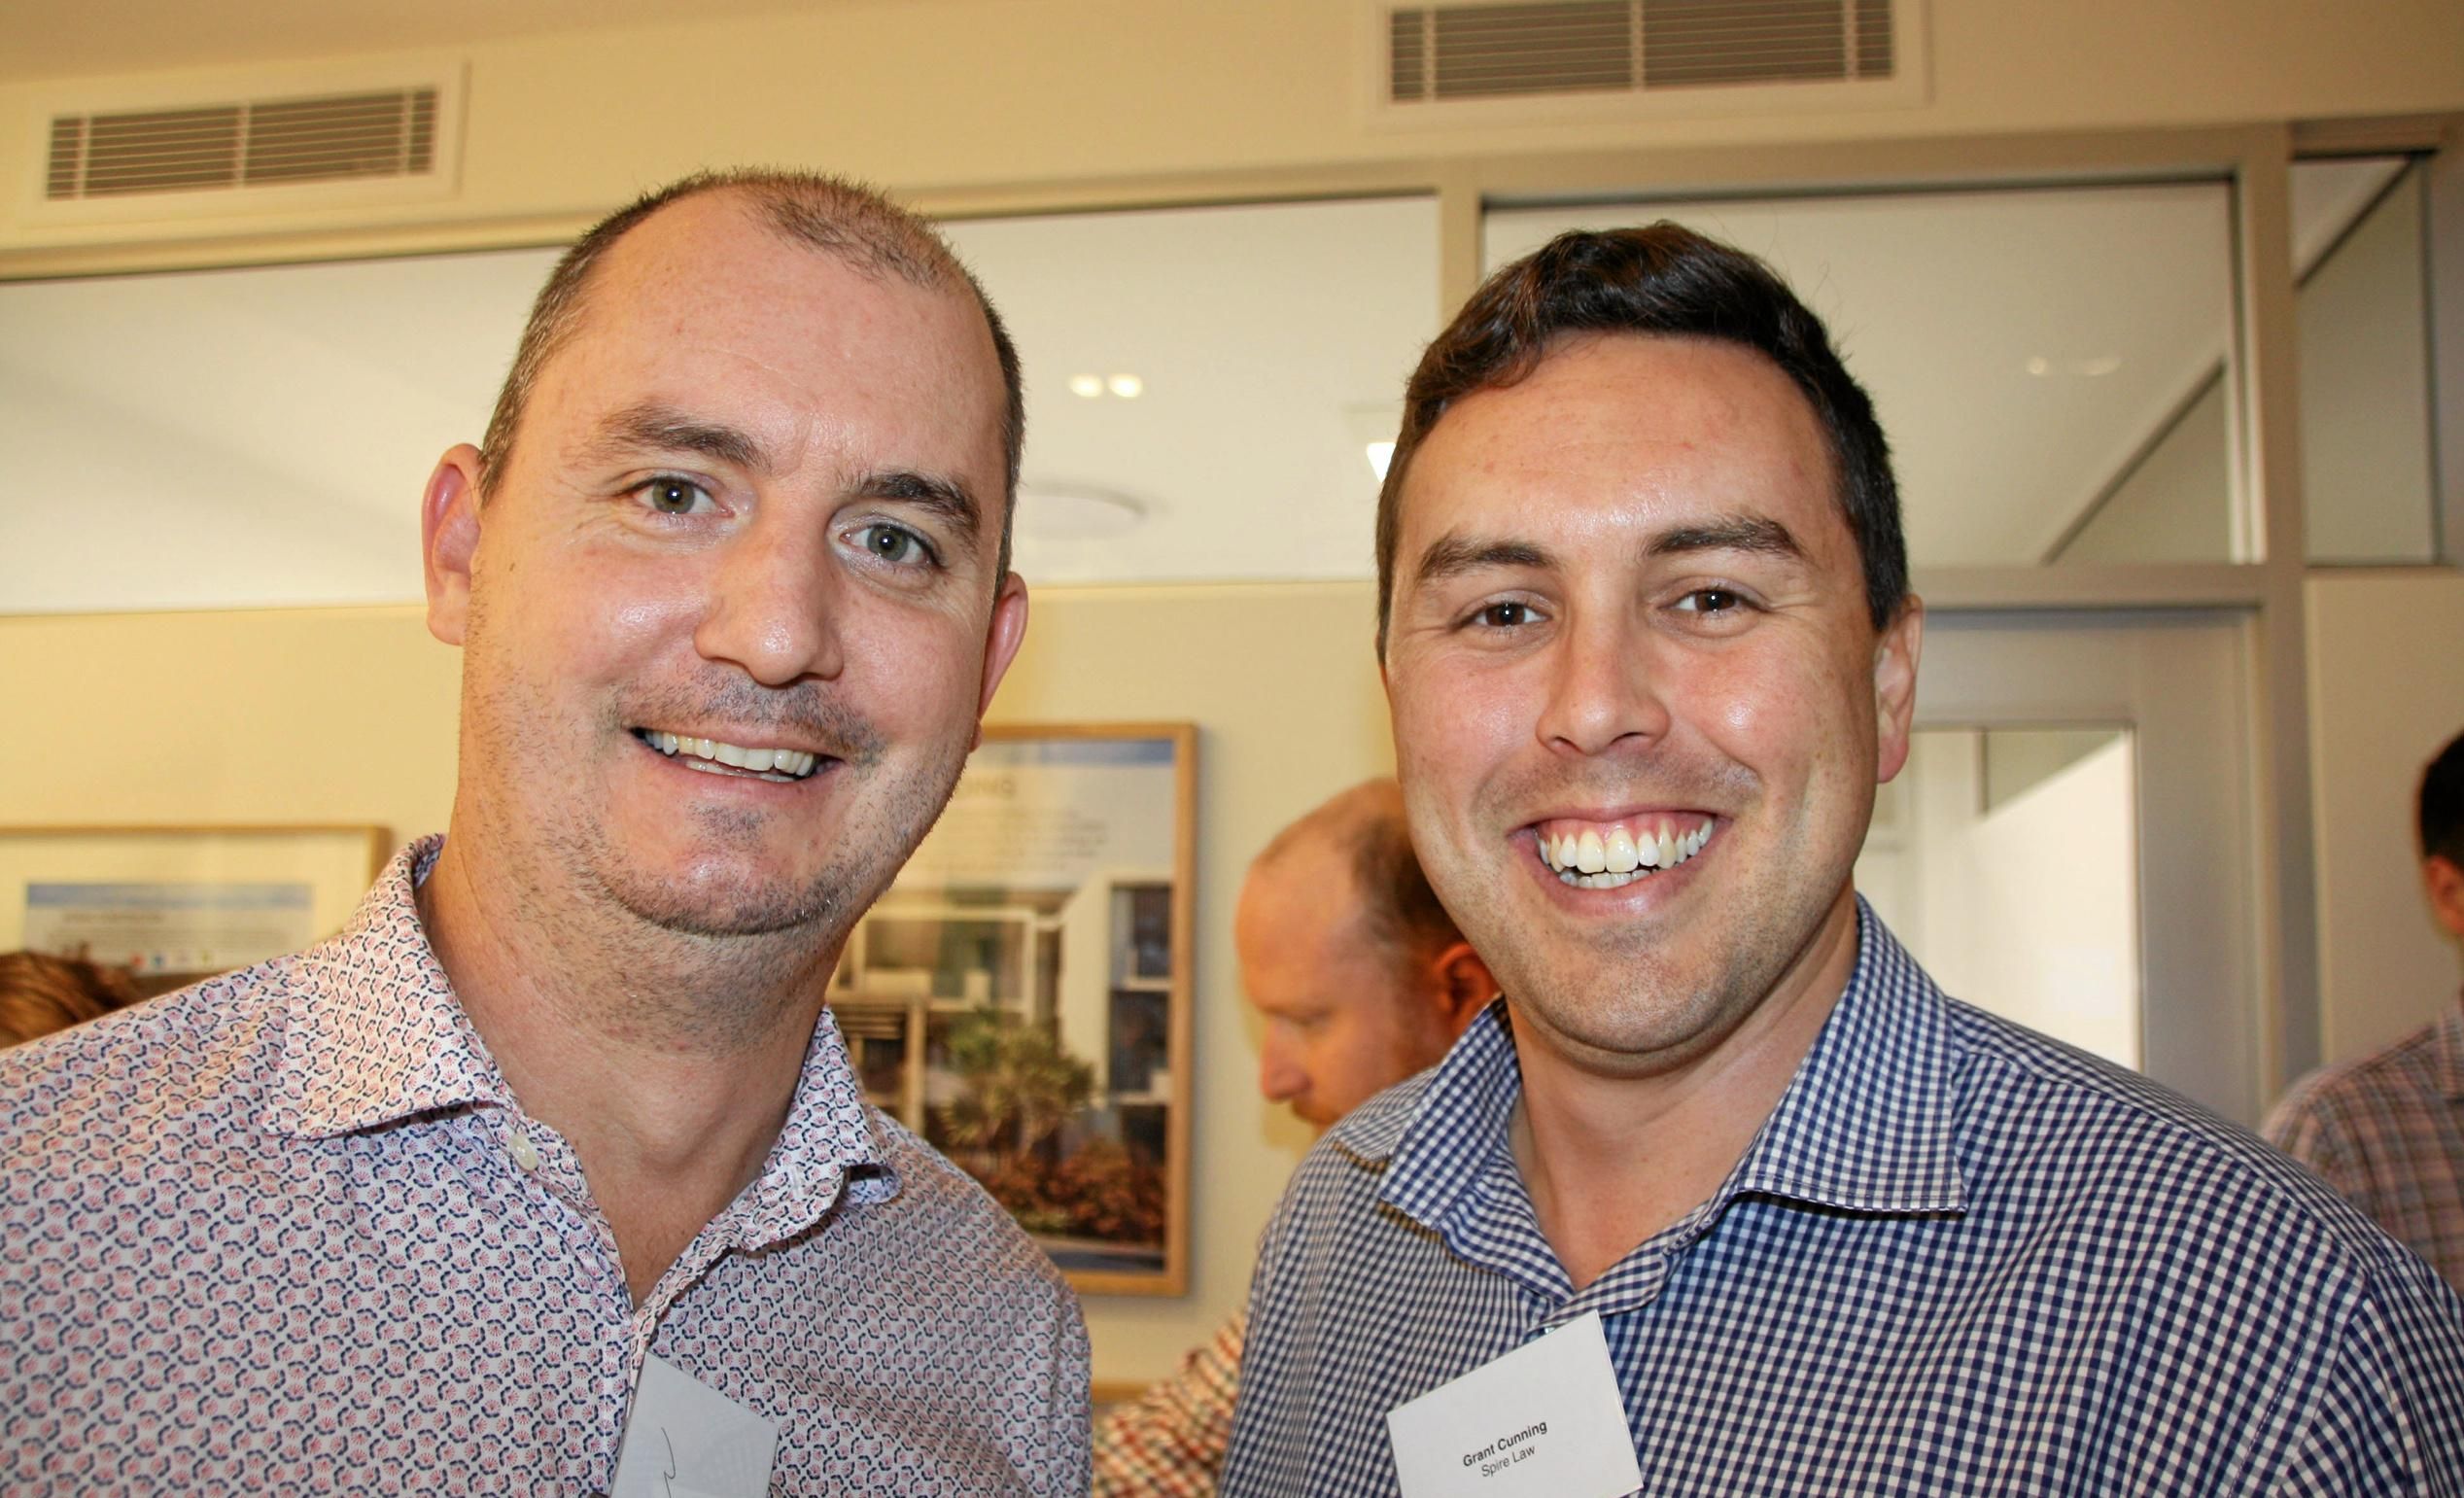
{"left": 1873, "top": 594, "right": 1925, "bottom": 784}
{"left": 970, "top": 571, "right": 1031, "bottom": 745}
{"left": 422, "top": 445, "right": 486, "bottom": 646}
{"left": 2425, "top": 854, "right": 2464, "bottom": 941}
{"left": 1428, "top": 940, "right": 1499, "bottom": 1038}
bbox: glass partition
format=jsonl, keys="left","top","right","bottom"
{"left": 1486, "top": 184, "right": 2244, "bottom": 569}
{"left": 0, "top": 246, "right": 556, "bottom": 611}
{"left": 0, "top": 195, "right": 1441, "bottom": 613}
{"left": 2292, "top": 156, "right": 2439, "bottom": 564}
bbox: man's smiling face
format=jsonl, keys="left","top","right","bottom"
{"left": 427, "top": 192, "right": 1024, "bottom": 950}
{"left": 1381, "top": 331, "right": 1919, "bottom": 1073}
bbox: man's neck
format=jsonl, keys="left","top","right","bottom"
{"left": 415, "top": 836, "right": 839, "bottom": 1305}
{"left": 1507, "top": 896, "right": 1863, "bottom": 1294}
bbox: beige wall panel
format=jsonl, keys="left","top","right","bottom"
{"left": 0, "top": 579, "right": 1395, "bottom": 1383}
{"left": 2305, "top": 572, "right": 2464, "bottom": 1065}
{"left": 0, "top": 606, "right": 461, "bottom": 837}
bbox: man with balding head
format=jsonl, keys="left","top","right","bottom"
{"left": 0, "top": 171, "right": 1084, "bottom": 1494}
{"left": 1092, "top": 779, "right": 1494, "bottom": 1496}
{"left": 1243, "top": 779, "right": 1499, "bottom": 1130}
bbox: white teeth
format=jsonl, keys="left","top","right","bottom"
{"left": 1604, "top": 826, "right": 1638, "bottom": 875}
{"left": 643, "top": 731, "right": 818, "bottom": 779}
{"left": 1576, "top": 829, "right": 1607, "bottom": 874}
{"left": 1539, "top": 817, "right": 1718, "bottom": 883}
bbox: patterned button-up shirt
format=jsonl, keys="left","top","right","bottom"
{"left": 1223, "top": 906, "right": 2464, "bottom": 1496}
{"left": 2266, "top": 1000, "right": 2464, "bottom": 1291}
{"left": 0, "top": 837, "right": 1090, "bottom": 1494}
{"left": 1092, "top": 1310, "right": 1243, "bottom": 1496}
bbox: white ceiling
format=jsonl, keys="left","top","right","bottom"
{"left": 0, "top": 168, "right": 2409, "bottom": 612}
{"left": 0, "top": 0, "right": 865, "bottom": 84}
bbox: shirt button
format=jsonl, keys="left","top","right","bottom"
{"left": 507, "top": 1128, "right": 540, "bottom": 1172}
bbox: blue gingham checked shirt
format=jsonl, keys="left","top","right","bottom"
{"left": 1221, "top": 904, "right": 2464, "bottom": 1496}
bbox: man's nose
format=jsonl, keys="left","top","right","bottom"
{"left": 1258, "top": 1037, "right": 1305, "bottom": 1103}
{"left": 693, "top": 526, "right": 847, "bottom": 687}
{"left": 1534, "top": 609, "right": 1670, "bottom": 757}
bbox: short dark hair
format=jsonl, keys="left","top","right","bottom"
{"left": 477, "top": 168, "right": 1025, "bottom": 577}
{"left": 2422, "top": 730, "right": 2464, "bottom": 866}
{"left": 1374, "top": 223, "right": 1907, "bottom": 653}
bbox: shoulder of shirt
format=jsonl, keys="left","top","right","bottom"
{"left": 0, "top": 954, "right": 299, "bottom": 1156}
{"left": 854, "top": 1103, "right": 1079, "bottom": 1301}
{"left": 1938, "top": 993, "right": 2441, "bottom": 1294}
{"left": 2265, "top": 1020, "right": 2444, "bottom": 1130}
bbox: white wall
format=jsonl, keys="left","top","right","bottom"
{"left": 2306, "top": 573, "right": 2464, "bottom": 1062}
{"left": 1861, "top": 730, "right": 2140, "bottom": 1067}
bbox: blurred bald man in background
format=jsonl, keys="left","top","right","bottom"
{"left": 1091, "top": 778, "right": 1496, "bottom": 1496}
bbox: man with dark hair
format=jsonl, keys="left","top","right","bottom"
{"left": 2268, "top": 728, "right": 2464, "bottom": 1289}
{"left": 1093, "top": 778, "right": 1495, "bottom": 1496}
{"left": 0, "top": 171, "right": 1087, "bottom": 1493}
{"left": 1222, "top": 226, "right": 2464, "bottom": 1496}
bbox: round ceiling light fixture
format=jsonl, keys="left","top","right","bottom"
{"left": 1016, "top": 481, "right": 1151, "bottom": 540}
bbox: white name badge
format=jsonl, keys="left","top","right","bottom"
{"left": 611, "top": 1352, "right": 781, "bottom": 1498}
{"left": 1385, "top": 1311, "right": 1643, "bottom": 1498}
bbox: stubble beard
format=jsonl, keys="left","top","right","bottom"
{"left": 460, "top": 644, "right": 979, "bottom": 1047}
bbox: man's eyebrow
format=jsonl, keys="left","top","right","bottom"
{"left": 1647, "top": 514, "right": 1807, "bottom": 561}
{"left": 851, "top": 469, "right": 986, "bottom": 561}
{"left": 1411, "top": 534, "right": 1555, "bottom": 589}
{"left": 583, "top": 401, "right": 769, "bottom": 472}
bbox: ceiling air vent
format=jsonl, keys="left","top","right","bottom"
{"left": 1385, "top": 0, "right": 1909, "bottom": 108}
{"left": 44, "top": 87, "right": 440, "bottom": 202}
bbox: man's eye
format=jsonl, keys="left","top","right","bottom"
{"left": 856, "top": 523, "right": 936, "bottom": 568}
{"left": 639, "top": 477, "right": 711, "bottom": 515}
{"left": 1474, "top": 602, "right": 1535, "bottom": 629}
{"left": 1675, "top": 588, "right": 1747, "bottom": 614}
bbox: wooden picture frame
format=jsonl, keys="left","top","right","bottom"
{"left": 0, "top": 824, "right": 392, "bottom": 996}
{"left": 836, "top": 724, "right": 1197, "bottom": 1296}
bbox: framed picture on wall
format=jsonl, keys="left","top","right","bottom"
{"left": 833, "top": 723, "right": 1197, "bottom": 1296}
{"left": 0, "top": 824, "right": 392, "bottom": 998}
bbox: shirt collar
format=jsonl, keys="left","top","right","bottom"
{"left": 269, "top": 835, "right": 898, "bottom": 1240}
{"left": 269, "top": 835, "right": 516, "bottom": 1136}
{"left": 1372, "top": 898, "right": 1967, "bottom": 1235}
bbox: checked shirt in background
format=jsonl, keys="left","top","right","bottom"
{"left": 1223, "top": 905, "right": 2464, "bottom": 1497}
{"left": 2266, "top": 1002, "right": 2464, "bottom": 1292}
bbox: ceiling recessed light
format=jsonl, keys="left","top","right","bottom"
{"left": 2025, "top": 356, "right": 2051, "bottom": 377}
{"left": 1068, "top": 374, "right": 1104, "bottom": 399}
{"left": 1016, "top": 482, "right": 1150, "bottom": 540}
{"left": 2071, "top": 355, "right": 2124, "bottom": 377}
{"left": 1107, "top": 373, "right": 1144, "bottom": 400}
